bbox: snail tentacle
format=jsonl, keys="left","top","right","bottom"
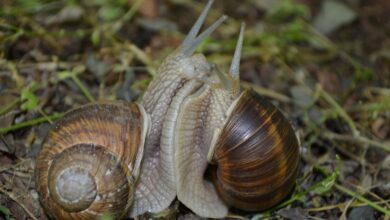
{"left": 132, "top": 1, "right": 227, "bottom": 216}
{"left": 182, "top": 15, "right": 228, "bottom": 57}
{"left": 229, "top": 22, "right": 245, "bottom": 80}
{"left": 36, "top": 2, "right": 300, "bottom": 219}
{"left": 182, "top": 0, "right": 215, "bottom": 50}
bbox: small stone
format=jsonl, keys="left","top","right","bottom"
{"left": 347, "top": 206, "right": 375, "bottom": 220}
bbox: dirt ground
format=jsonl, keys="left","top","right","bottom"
{"left": 0, "top": 0, "right": 389, "bottom": 219}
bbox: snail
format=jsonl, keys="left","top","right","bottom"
{"left": 35, "top": 0, "right": 300, "bottom": 219}
{"left": 35, "top": 102, "right": 148, "bottom": 219}
{"left": 133, "top": 1, "right": 300, "bottom": 217}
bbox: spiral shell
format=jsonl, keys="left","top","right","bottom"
{"left": 211, "top": 90, "right": 300, "bottom": 211}
{"left": 35, "top": 102, "right": 148, "bottom": 219}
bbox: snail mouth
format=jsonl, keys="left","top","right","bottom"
{"left": 55, "top": 166, "right": 97, "bottom": 212}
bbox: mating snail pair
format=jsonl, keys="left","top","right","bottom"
{"left": 35, "top": 0, "right": 300, "bottom": 219}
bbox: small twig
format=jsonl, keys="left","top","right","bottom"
{"left": 7, "top": 61, "right": 24, "bottom": 88}
{"left": 8, "top": 170, "right": 32, "bottom": 178}
{"left": 306, "top": 199, "right": 390, "bottom": 212}
{"left": 317, "top": 85, "right": 359, "bottom": 136}
{"left": 0, "top": 164, "right": 13, "bottom": 173}
{"left": 0, "top": 135, "right": 13, "bottom": 153}
{"left": 0, "top": 113, "right": 64, "bottom": 135}
{"left": 0, "top": 187, "right": 38, "bottom": 220}
{"left": 365, "top": 87, "right": 390, "bottom": 95}
{"left": 226, "top": 214, "right": 247, "bottom": 220}
{"left": 38, "top": 109, "right": 53, "bottom": 124}
{"left": 128, "top": 44, "right": 156, "bottom": 76}
{"left": 307, "top": 217, "right": 327, "bottom": 220}
{"left": 119, "top": 0, "right": 144, "bottom": 25}
{"left": 340, "top": 199, "right": 354, "bottom": 220}
{"left": 70, "top": 74, "right": 95, "bottom": 102}
{"left": 330, "top": 141, "right": 373, "bottom": 169}
{"left": 348, "top": 182, "right": 390, "bottom": 205}
{"left": 334, "top": 183, "right": 390, "bottom": 216}
{"left": 241, "top": 81, "right": 292, "bottom": 103}
{"left": 346, "top": 102, "right": 390, "bottom": 113}
{"left": 323, "top": 131, "right": 390, "bottom": 153}
{"left": 0, "top": 99, "right": 20, "bottom": 116}
{"left": 0, "top": 159, "right": 33, "bottom": 175}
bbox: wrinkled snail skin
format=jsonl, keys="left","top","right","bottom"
{"left": 169, "top": 1, "right": 300, "bottom": 217}
{"left": 174, "top": 84, "right": 235, "bottom": 217}
{"left": 35, "top": 0, "right": 300, "bottom": 219}
{"left": 35, "top": 102, "right": 147, "bottom": 220}
{"left": 131, "top": 0, "right": 227, "bottom": 216}
{"left": 130, "top": 53, "right": 210, "bottom": 216}
{"left": 173, "top": 73, "right": 300, "bottom": 217}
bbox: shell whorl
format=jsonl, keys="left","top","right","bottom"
{"left": 34, "top": 1, "right": 300, "bottom": 218}
{"left": 211, "top": 90, "right": 300, "bottom": 211}
{"left": 35, "top": 102, "right": 147, "bottom": 219}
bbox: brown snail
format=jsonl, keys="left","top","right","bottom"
{"left": 167, "top": 5, "right": 300, "bottom": 216}
{"left": 35, "top": 102, "right": 148, "bottom": 219}
{"left": 35, "top": 0, "right": 300, "bottom": 219}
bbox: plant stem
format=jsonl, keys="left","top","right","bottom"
{"left": 334, "top": 184, "right": 390, "bottom": 216}
{"left": 317, "top": 85, "right": 359, "bottom": 136}
{"left": 0, "top": 99, "right": 19, "bottom": 116}
{"left": 0, "top": 113, "right": 64, "bottom": 135}
{"left": 323, "top": 131, "right": 390, "bottom": 153}
{"left": 0, "top": 187, "right": 38, "bottom": 220}
{"left": 71, "top": 75, "right": 95, "bottom": 102}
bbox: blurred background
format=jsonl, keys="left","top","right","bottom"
{"left": 0, "top": 0, "right": 389, "bottom": 219}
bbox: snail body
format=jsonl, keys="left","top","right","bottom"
{"left": 151, "top": 3, "right": 299, "bottom": 216}
{"left": 35, "top": 0, "right": 300, "bottom": 219}
{"left": 171, "top": 22, "right": 300, "bottom": 216}
{"left": 133, "top": 1, "right": 300, "bottom": 215}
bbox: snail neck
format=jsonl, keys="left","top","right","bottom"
{"left": 174, "top": 83, "right": 237, "bottom": 218}
{"left": 132, "top": 51, "right": 212, "bottom": 216}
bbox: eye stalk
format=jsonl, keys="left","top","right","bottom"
{"left": 181, "top": 0, "right": 227, "bottom": 57}
{"left": 182, "top": 0, "right": 215, "bottom": 49}
{"left": 211, "top": 22, "right": 246, "bottom": 95}
{"left": 229, "top": 22, "right": 245, "bottom": 95}
{"left": 35, "top": 1, "right": 300, "bottom": 219}
{"left": 173, "top": 3, "right": 300, "bottom": 219}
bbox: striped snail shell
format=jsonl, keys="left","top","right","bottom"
{"left": 35, "top": 102, "right": 148, "bottom": 219}
{"left": 34, "top": 0, "right": 301, "bottom": 219}
{"left": 210, "top": 90, "right": 300, "bottom": 211}
{"left": 170, "top": 1, "right": 300, "bottom": 217}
